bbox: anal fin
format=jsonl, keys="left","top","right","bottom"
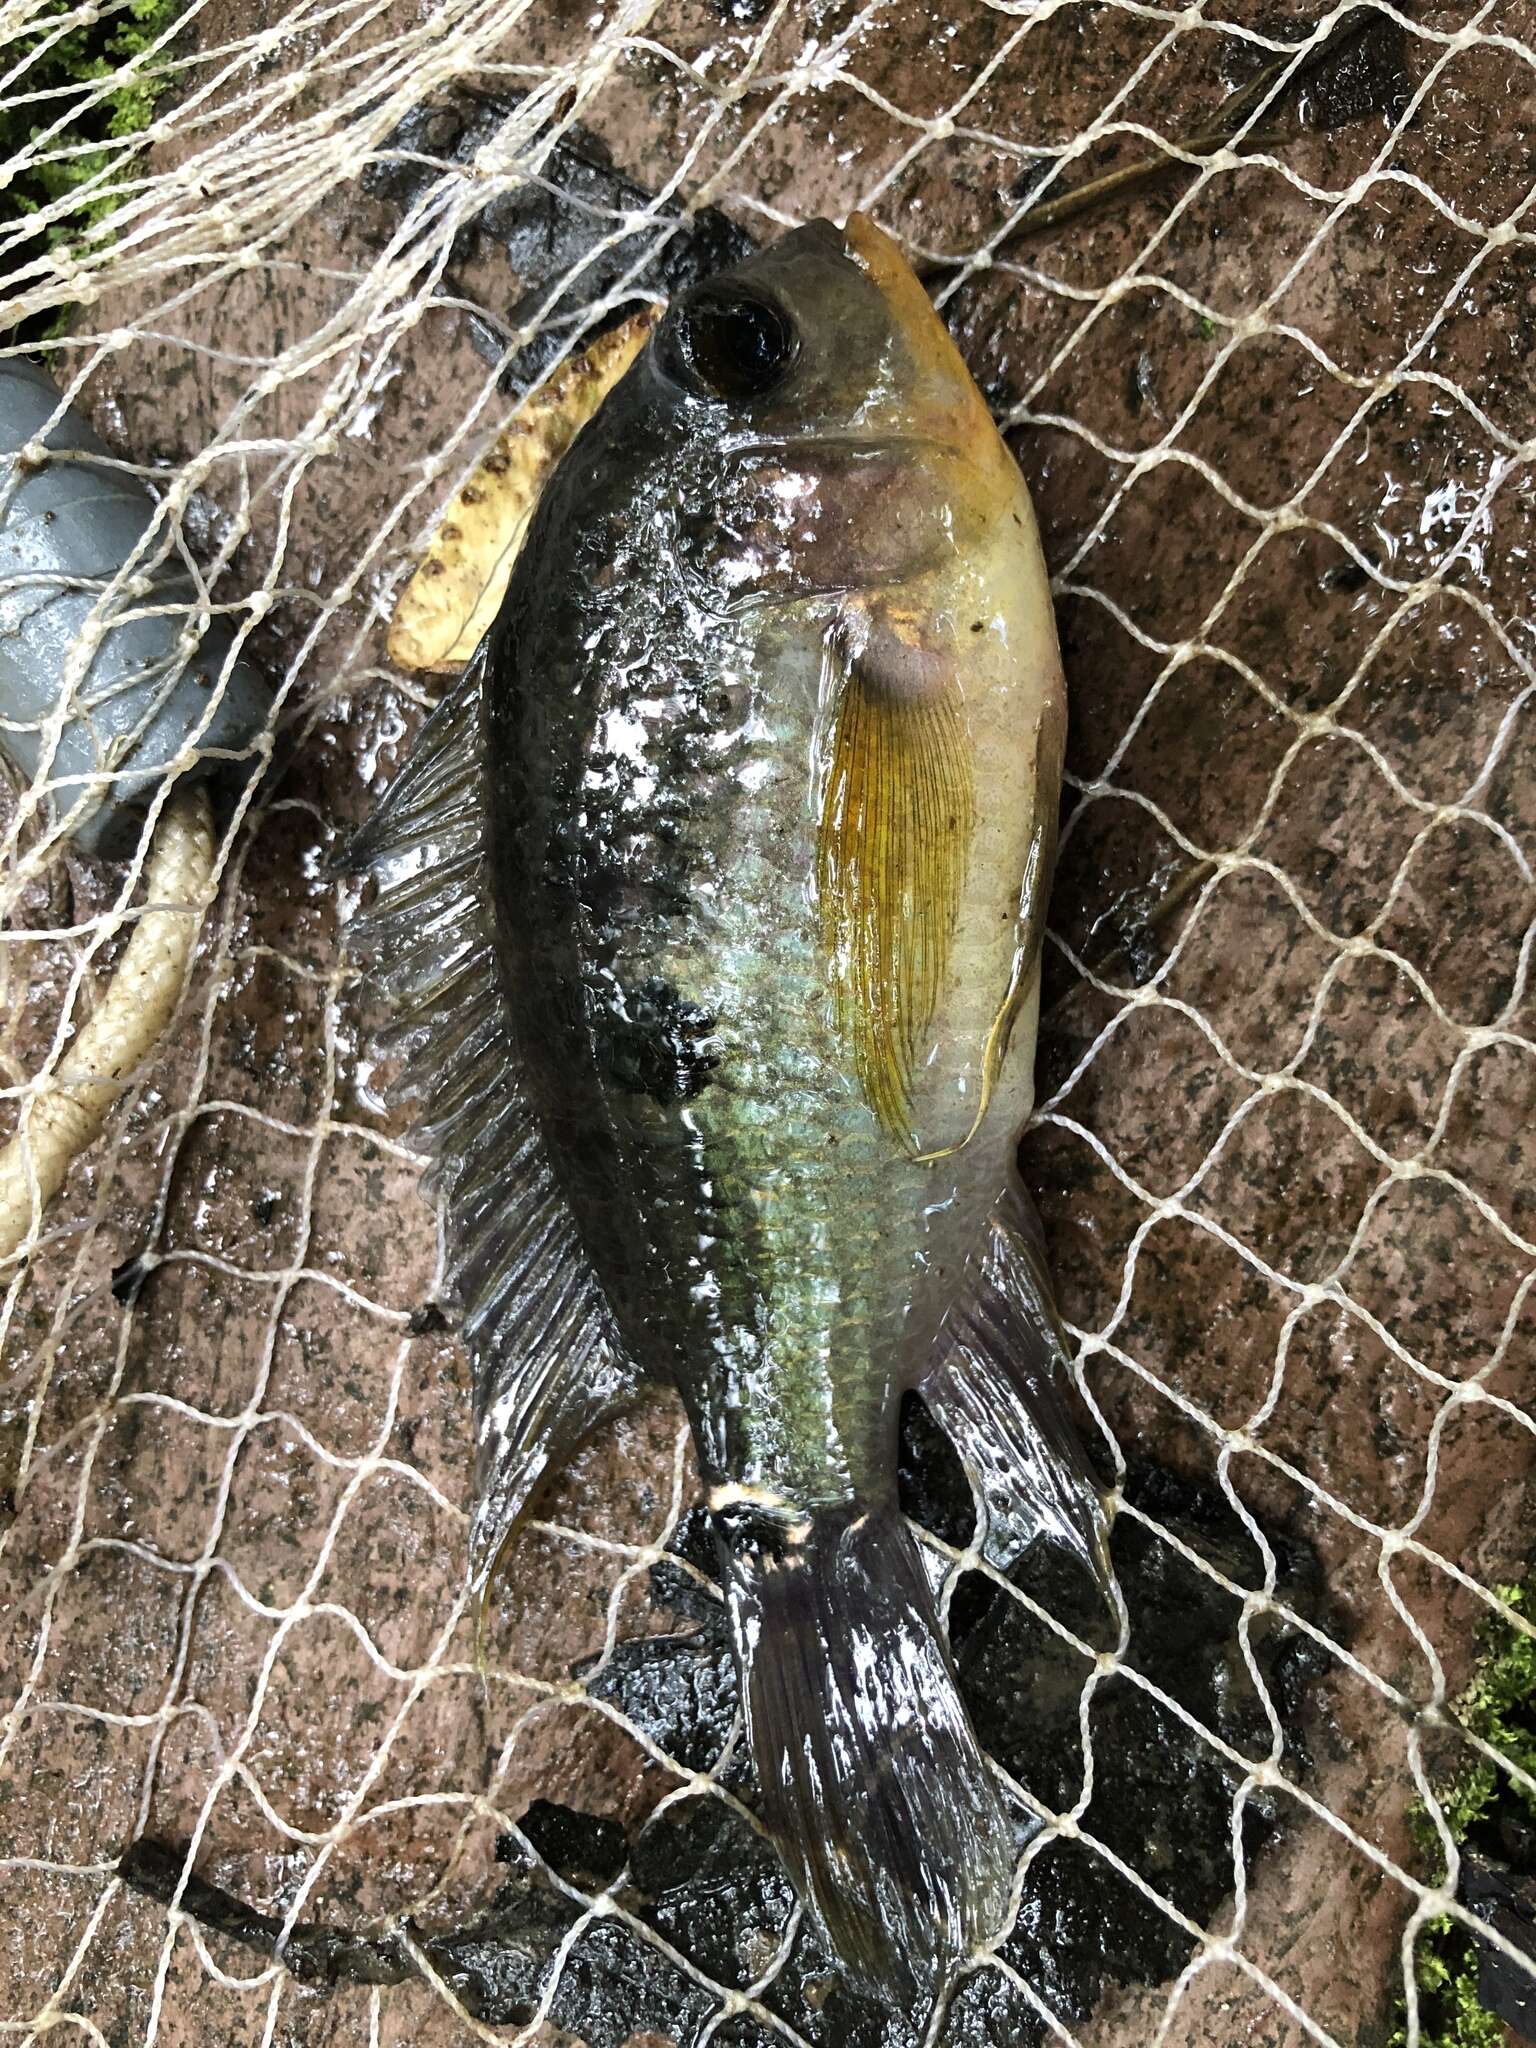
{"left": 919, "top": 1177, "right": 1113, "bottom": 1588}
{"left": 342, "top": 644, "right": 641, "bottom": 1584}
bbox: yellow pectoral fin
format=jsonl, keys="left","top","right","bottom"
{"left": 913, "top": 733, "right": 1058, "bottom": 1166}
{"left": 815, "top": 619, "right": 975, "bottom": 1150}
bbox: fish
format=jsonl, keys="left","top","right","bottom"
{"left": 344, "top": 213, "right": 1112, "bottom": 2007}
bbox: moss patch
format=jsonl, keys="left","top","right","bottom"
{"left": 1394, "top": 1581, "right": 1536, "bottom": 2048}
{"left": 1398, "top": 1915, "right": 1507, "bottom": 2048}
{"left": 1433, "top": 1582, "right": 1536, "bottom": 1846}
{"left": 1, "top": 0, "right": 186, "bottom": 324}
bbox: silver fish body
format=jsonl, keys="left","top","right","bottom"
{"left": 349, "top": 214, "right": 1110, "bottom": 2006}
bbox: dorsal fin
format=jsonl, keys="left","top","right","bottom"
{"left": 342, "top": 645, "right": 639, "bottom": 1584}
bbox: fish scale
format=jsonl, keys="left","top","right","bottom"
{"left": 348, "top": 213, "right": 1113, "bottom": 2013}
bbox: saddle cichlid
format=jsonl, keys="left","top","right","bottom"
{"left": 346, "top": 214, "right": 1112, "bottom": 2006}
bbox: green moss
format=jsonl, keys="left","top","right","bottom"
{"left": 1, "top": 0, "right": 186, "bottom": 321}
{"left": 1406, "top": 1582, "right": 1536, "bottom": 1870}
{"left": 1392, "top": 1581, "right": 1536, "bottom": 2048}
{"left": 1445, "top": 1582, "right": 1536, "bottom": 1833}
{"left": 1395, "top": 1914, "right": 1507, "bottom": 2048}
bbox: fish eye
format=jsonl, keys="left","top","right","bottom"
{"left": 663, "top": 286, "right": 799, "bottom": 403}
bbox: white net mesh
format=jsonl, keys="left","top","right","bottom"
{"left": 2, "top": 1, "right": 1534, "bottom": 2044}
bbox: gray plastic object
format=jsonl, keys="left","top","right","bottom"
{"left": 0, "top": 355, "right": 269, "bottom": 854}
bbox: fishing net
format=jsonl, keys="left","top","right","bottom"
{"left": 2, "top": 0, "right": 1534, "bottom": 2043}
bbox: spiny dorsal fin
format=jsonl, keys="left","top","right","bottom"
{"left": 814, "top": 622, "right": 975, "bottom": 1150}
{"left": 342, "top": 644, "right": 639, "bottom": 1585}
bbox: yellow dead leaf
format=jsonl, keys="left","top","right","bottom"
{"left": 389, "top": 308, "right": 659, "bottom": 674}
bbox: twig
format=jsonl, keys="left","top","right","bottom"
{"left": 921, "top": 4, "right": 1384, "bottom": 270}
{"left": 0, "top": 785, "right": 213, "bottom": 1262}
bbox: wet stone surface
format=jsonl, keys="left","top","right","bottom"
{"left": 119, "top": 1427, "right": 1331, "bottom": 2045}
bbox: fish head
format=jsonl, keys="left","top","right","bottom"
{"left": 645, "top": 213, "right": 1015, "bottom": 597}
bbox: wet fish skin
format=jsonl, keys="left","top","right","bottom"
{"left": 487, "top": 220, "right": 1064, "bottom": 1492}
{"left": 349, "top": 213, "right": 1109, "bottom": 2007}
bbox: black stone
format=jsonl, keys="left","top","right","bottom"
{"left": 897, "top": 1388, "right": 975, "bottom": 1551}
{"left": 761, "top": 1910, "right": 924, "bottom": 2048}
{"left": 121, "top": 1450, "right": 1329, "bottom": 2046}
{"left": 936, "top": 1965, "right": 1047, "bottom": 2048}
{"left": 110, "top": 1252, "right": 154, "bottom": 1304}
{"left": 1462, "top": 1854, "right": 1536, "bottom": 2040}
{"left": 578, "top": 1623, "right": 740, "bottom": 1776}
{"left": 548, "top": 1918, "right": 718, "bottom": 2048}
{"left": 423, "top": 1880, "right": 576, "bottom": 2024}
{"left": 649, "top": 1503, "right": 727, "bottom": 1624}
{"left": 1295, "top": 6, "right": 1411, "bottom": 131}
{"left": 517, "top": 1797, "right": 629, "bottom": 1889}
{"left": 634, "top": 1796, "right": 795, "bottom": 1991}
{"left": 362, "top": 91, "right": 755, "bottom": 392}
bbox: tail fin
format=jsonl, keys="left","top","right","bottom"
{"left": 719, "top": 1502, "right": 1016, "bottom": 2005}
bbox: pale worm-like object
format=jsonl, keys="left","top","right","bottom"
{"left": 0, "top": 785, "right": 213, "bottom": 1261}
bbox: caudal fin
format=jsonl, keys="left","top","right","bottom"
{"left": 719, "top": 1502, "right": 1016, "bottom": 2004}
